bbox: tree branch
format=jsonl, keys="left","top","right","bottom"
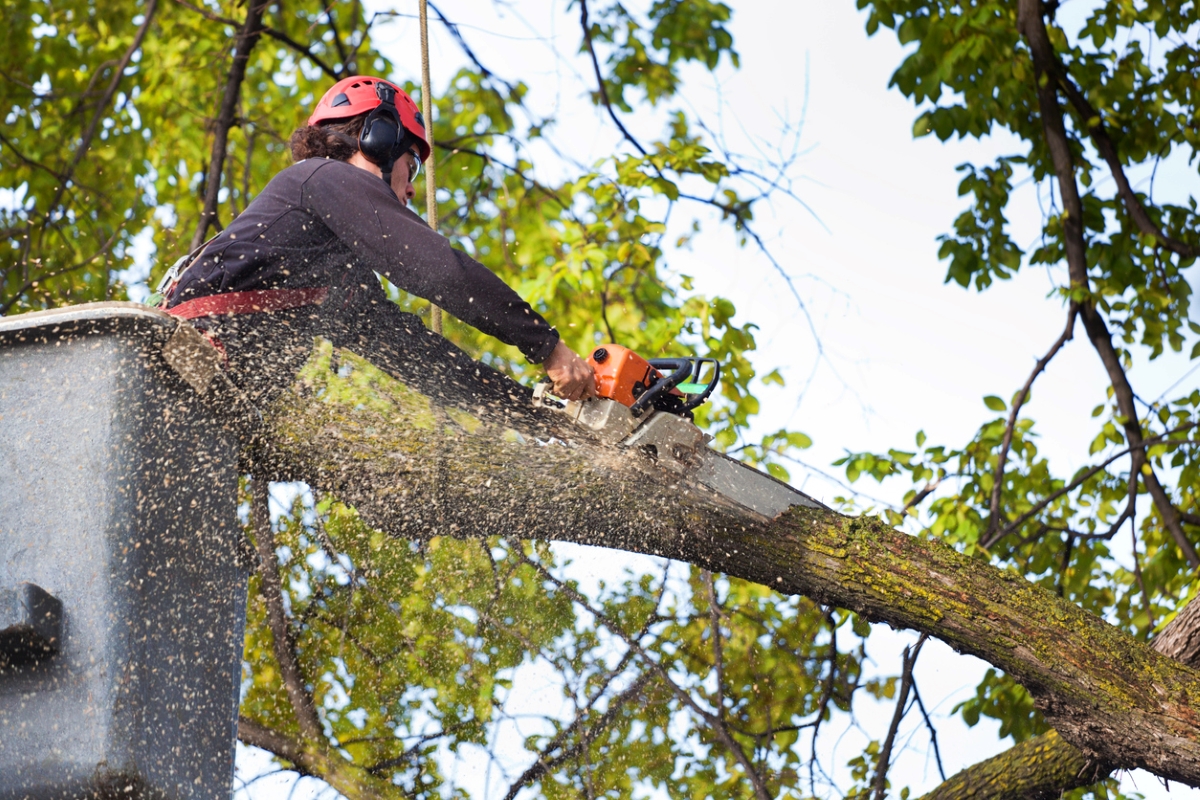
{"left": 986, "top": 305, "right": 1077, "bottom": 538}
{"left": 30, "top": 0, "right": 158, "bottom": 246}
{"left": 1016, "top": 0, "right": 1199, "bottom": 568}
{"left": 525, "top": 558, "right": 772, "bottom": 800}
{"left": 1055, "top": 70, "right": 1197, "bottom": 258}
{"left": 921, "top": 591, "right": 1200, "bottom": 800}
{"left": 236, "top": 716, "right": 398, "bottom": 800}
{"left": 427, "top": 1, "right": 518, "bottom": 96}
{"left": 319, "top": 0, "right": 351, "bottom": 71}
{"left": 578, "top": 0, "right": 648, "bottom": 156}
{"left": 0, "top": 219, "right": 128, "bottom": 315}
{"left": 704, "top": 569, "right": 727, "bottom": 721}
{"left": 250, "top": 478, "right": 324, "bottom": 742}
{"left": 982, "top": 427, "right": 1198, "bottom": 549}
{"left": 500, "top": 672, "right": 652, "bottom": 800}
{"left": 873, "top": 634, "right": 925, "bottom": 800}
{"left": 191, "top": 0, "right": 268, "bottom": 250}
{"left": 910, "top": 682, "right": 946, "bottom": 782}
{"left": 263, "top": 27, "right": 339, "bottom": 80}
{"left": 173, "top": 0, "right": 339, "bottom": 79}
{"left": 254, "top": 330, "right": 1200, "bottom": 785}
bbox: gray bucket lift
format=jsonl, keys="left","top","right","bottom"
{"left": 0, "top": 303, "right": 249, "bottom": 800}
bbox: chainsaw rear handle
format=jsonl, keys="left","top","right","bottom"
{"left": 629, "top": 357, "right": 721, "bottom": 417}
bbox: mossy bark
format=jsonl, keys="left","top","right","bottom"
{"left": 920, "top": 731, "right": 1098, "bottom": 800}
{"left": 920, "top": 590, "right": 1200, "bottom": 799}
{"left": 254, "top": 339, "right": 1200, "bottom": 788}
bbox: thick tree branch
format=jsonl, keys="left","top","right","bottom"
{"left": 1054, "top": 71, "right": 1197, "bottom": 258}
{"left": 920, "top": 730, "right": 1101, "bottom": 800}
{"left": 191, "top": 0, "right": 268, "bottom": 250}
{"left": 921, "top": 591, "right": 1200, "bottom": 799}
{"left": 1016, "top": 0, "right": 1199, "bottom": 568}
{"left": 253, "top": 332, "right": 1200, "bottom": 787}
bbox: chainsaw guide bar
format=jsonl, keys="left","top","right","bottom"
{"left": 532, "top": 386, "right": 823, "bottom": 519}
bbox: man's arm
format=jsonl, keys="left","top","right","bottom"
{"left": 303, "top": 160, "right": 595, "bottom": 397}
{"left": 302, "top": 160, "right": 556, "bottom": 361}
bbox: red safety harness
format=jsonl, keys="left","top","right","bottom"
{"left": 161, "top": 287, "right": 329, "bottom": 364}
{"left": 157, "top": 234, "right": 331, "bottom": 361}
{"left": 165, "top": 287, "right": 329, "bottom": 320}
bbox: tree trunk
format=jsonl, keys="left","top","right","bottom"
{"left": 251, "top": 333, "right": 1200, "bottom": 788}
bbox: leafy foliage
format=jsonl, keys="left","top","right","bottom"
{"left": 844, "top": 0, "right": 1200, "bottom": 794}
{"left": 1, "top": 0, "right": 883, "bottom": 797}
{"left": 9, "top": 0, "right": 1200, "bottom": 797}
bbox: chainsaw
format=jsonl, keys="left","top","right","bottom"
{"left": 533, "top": 344, "right": 822, "bottom": 519}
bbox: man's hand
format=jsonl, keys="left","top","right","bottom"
{"left": 543, "top": 340, "right": 597, "bottom": 401}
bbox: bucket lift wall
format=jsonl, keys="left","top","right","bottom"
{"left": 0, "top": 304, "right": 247, "bottom": 800}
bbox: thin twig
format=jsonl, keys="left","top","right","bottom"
{"left": 500, "top": 673, "right": 652, "bottom": 800}
{"left": 704, "top": 570, "right": 727, "bottom": 720}
{"left": 428, "top": 1, "right": 519, "bottom": 96}
{"left": 987, "top": 305, "right": 1077, "bottom": 538}
{"left": 909, "top": 682, "right": 946, "bottom": 782}
{"left": 28, "top": 0, "right": 158, "bottom": 252}
{"left": 872, "top": 634, "right": 926, "bottom": 800}
{"left": 578, "top": 0, "right": 647, "bottom": 156}
{"left": 528, "top": 557, "right": 773, "bottom": 800}
{"left": 251, "top": 478, "right": 324, "bottom": 742}
{"left": 0, "top": 220, "right": 127, "bottom": 314}
{"left": 983, "top": 427, "right": 1199, "bottom": 549}
{"left": 1131, "top": 514, "right": 1156, "bottom": 631}
{"left": 1056, "top": 533, "right": 1076, "bottom": 597}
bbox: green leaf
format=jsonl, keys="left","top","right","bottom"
{"left": 984, "top": 395, "right": 1007, "bottom": 412}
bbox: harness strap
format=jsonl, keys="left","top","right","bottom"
{"left": 166, "top": 287, "right": 329, "bottom": 320}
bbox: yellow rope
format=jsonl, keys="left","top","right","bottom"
{"left": 418, "top": 0, "right": 442, "bottom": 335}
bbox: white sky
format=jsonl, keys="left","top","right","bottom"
{"left": 238, "top": 1, "right": 1200, "bottom": 797}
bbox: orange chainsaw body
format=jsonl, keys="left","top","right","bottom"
{"left": 587, "top": 345, "right": 663, "bottom": 407}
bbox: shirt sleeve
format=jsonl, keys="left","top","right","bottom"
{"left": 300, "top": 160, "right": 560, "bottom": 364}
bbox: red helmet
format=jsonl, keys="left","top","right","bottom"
{"left": 307, "top": 76, "right": 430, "bottom": 162}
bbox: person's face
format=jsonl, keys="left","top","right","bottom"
{"left": 390, "top": 147, "right": 421, "bottom": 206}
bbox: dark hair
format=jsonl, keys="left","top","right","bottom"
{"left": 289, "top": 113, "right": 367, "bottom": 162}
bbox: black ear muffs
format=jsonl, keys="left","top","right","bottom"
{"left": 358, "top": 82, "right": 418, "bottom": 187}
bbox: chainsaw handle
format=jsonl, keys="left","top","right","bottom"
{"left": 674, "top": 357, "right": 721, "bottom": 411}
{"left": 629, "top": 358, "right": 692, "bottom": 418}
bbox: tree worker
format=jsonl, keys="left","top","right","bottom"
{"left": 160, "top": 75, "right": 596, "bottom": 407}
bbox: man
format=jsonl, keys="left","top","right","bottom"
{"left": 164, "top": 75, "right": 595, "bottom": 403}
